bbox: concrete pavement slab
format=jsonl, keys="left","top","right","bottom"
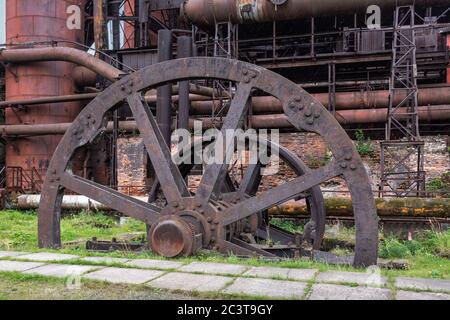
{"left": 395, "top": 277, "right": 450, "bottom": 293}
{"left": 125, "top": 259, "right": 183, "bottom": 270}
{"left": 24, "top": 264, "right": 100, "bottom": 278}
{"left": 82, "top": 267, "right": 164, "bottom": 284}
{"left": 316, "top": 270, "right": 388, "bottom": 286}
{"left": 0, "top": 260, "right": 45, "bottom": 272}
{"left": 223, "top": 277, "right": 307, "bottom": 299}
{"left": 179, "top": 262, "right": 248, "bottom": 275}
{"left": 17, "top": 252, "right": 79, "bottom": 262}
{"left": 244, "top": 266, "right": 317, "bottom": 281}
{"left": 308, "top": 283, "right": 392, "bottom": 300}
{"left": 148, "top": 272, "right": 232, "bottom": 293}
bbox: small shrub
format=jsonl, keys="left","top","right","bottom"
{"left": 379, "top": 230, "right": 450, "bottom": 259}
{"left": 379, "top": 238, "right": 413, "bottom": 258}
{"left": 426, "top": 171, "right": 450, "bottom": 194}
{"left": 354, "top": 129, "right": 375, "bottom": 157}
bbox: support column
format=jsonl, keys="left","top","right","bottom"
{"left": 156, "top": 30, "right": 173, "bottom": 145}
{"left": 177, "top": 36, "right": 193, "bottom": 130}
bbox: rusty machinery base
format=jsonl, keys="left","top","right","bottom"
{"left": 37, "top": 57, "right": 379, "bottom": 267}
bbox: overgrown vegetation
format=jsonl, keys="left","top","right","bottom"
{"left": 0, "top": 210, "right": 146, "bottom": 250}
{"left": 426, "top": 171, "right": 450, "bottom": 196}
{"left": 270, "top": 218, "right": 303, "bottom": 233}
{"left": 354, "top": 129, "right": 375, "bottom": 157}
{"left": 0, "top": 210, "right": 448, "bottom": 280}
{"left": 379, "top": 230, "right": 450, "bottom": 259}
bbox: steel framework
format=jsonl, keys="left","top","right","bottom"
{"left": 380, "top": 6, "right": 426, "bottom": 197}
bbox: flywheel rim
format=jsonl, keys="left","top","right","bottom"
{"left": 38, "top": 57, "right": 378, "bottom": 267}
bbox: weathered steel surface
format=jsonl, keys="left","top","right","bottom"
{"left": 4, "top": 0, "right": 85, "bottom": 189}
{"left": 182, "top": 0, "right": 450, "bottom": 25}
{"left": 0, "top": 47, "right": 124, "bottom": 81}
{"left": 38, "top": 57, "right": 378, "bottom": 267}
{"left": 269, "top": 197, "right": 450, "bottom": 218}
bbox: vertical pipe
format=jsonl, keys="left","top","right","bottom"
{"left": 447, "top": 34, "right": 450, "bottom": 84}
{"left": 110, "top": 0, "right": 121, "bottom": 50}
{"left": 94, "top": 0, "right": 106, "bottom": 52}
{"left": 156, "top": 30, "right": 173, "bottom": 145}
{"left": 177, "top": 36, "right": 193, "bottom": 130}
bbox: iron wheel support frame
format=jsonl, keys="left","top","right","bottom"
{"left": 38, "top": 57, "right": 379, "bottom": 267}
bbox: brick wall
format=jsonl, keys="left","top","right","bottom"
{"left": 117, "top": 136, "right": 147, "bottom": 195}
{"left": 117, "top": 133, "right": 449, "bottom": 195}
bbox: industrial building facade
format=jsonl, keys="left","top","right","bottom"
{"left": 0, "top": 0, "right": 448, "bottom": 197}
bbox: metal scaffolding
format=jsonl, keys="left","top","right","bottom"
{"left": 380, "top": 5, "right": 425, "bottom": 197}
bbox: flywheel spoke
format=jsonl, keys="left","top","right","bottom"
{"left": 222, "top": 162, "right": 343, "bottom": 226}
{"left": 195, "top": 82, "right": 253, "bottom": 203}
{"left": 127, "top": 93, "right": 190, "bottom": 203}
{"left": 238, "top": 163, "right": 262, "bottom": 196}
{"left": 60, "top": 173, "right": 160, "bottom": 224}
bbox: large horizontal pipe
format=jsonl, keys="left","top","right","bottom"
{"left": 1, "top": 105, "right": 447, "bottom": 136}
{"left": 197, "top": 105, "right": 450, "bottom": 128}
{"left": 182, "top": 0, "right": 450, "bottom": 26}
{"left": 17, "top": 194, "right": 148, "bottom": 211}
{"left": 192, "top": 86, "right": 450, "bottom": 114}
{"left": 0, "top": 93, "right": 98, "bottom": 108}
{"left": 0, "top": 91, "right": 217, "bottom": 109}
{"left": 17, "top": 195, "right": 450, "bottom": 218}
{"left": 2, "top": 86, "right": 449, "bottom": 111}
{"left": 269, "top": 197, "right": 450, "bottom": 218}
{"left": 0, "top": 121, "right": 138, "bottom": 136}
{"left": 0, "top": 47, "right": 125, "bottom": 81}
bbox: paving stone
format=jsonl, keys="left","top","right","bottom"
{"left": 179, "top": 262, "right": 248, "bottom": 275}
{"left": 223, "top": 278, "right": 307, "bottom": 299}
{"left": 83, "top": 267, "right": 164, "bottom": 284}
{"left": 0, "top": 251, "right": 30, "bottom": 258}
{"left": 395, "top": 277, "right": 450, "bottom": 293}
{"left": 244, "top": 266, "right": 317, "bottom": 281}
{"left": 125, "top": 259, "right": 183, "bottom": 270}
{"left": 24, "top": 264, "right": 100, "bottom": 278}
{"left": 80, "top": 257, "right": 130, "bottom": 264}
{"left": 148, "top": 272, "right": 232, "bottom": 293}
{"left": 17, "top": 252, "right": 79, "bottom": 262}
{"left": 0, "top": 260, "right": 45, "bottom": 272}
{"left": 316, "top": 271, "right": 388, "bottom": 286}
{"left": 308, "top": 283, "right": 392, "bottom": 300}
{"left": 396, "top": 290, "right": 450, "bottom": 300}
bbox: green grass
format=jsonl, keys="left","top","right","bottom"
{"left": 0, "top": 210, "right": 448, "bottom": 280}
{"left": 354, "top": 129, "right": 375, "bottom": 157}
{"left": 0, "top": 272, "right": 195, "bottom": 300}
{"left": 379, "top": 230, "right": 450, "bottom": 259}
{"left": 0, "top": 210, "right": 146, "bottom": 251}
{"left": 426, "top": 171, "right": 450, "bottom": 196}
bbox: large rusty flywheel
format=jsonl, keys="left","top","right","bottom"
{"left": 38, "top": 57, "right": 379, "bottom": 267}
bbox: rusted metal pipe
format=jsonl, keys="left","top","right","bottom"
{"left": 157, "top": 30, "right": 174, "bottom": 145}
{"left": 18, "top": 195, "right": 450, "bottom": 217}
{"left": 177, "top": 36, "right": 193, "bottom": 130}
{"left": 269, "top": 197, "right": 450, "bottom": 218}
{"left": 200, "top": 105, "right": 450, "bottom": 128}
{"left": 1, "top": 105, "right": 447, "bottom": 136}
{"left": 182, "top": 0, "right": 450, "bottom": 26}
{"left": 0, "top": 47, "right": 124, "bottom": 81}
{"left": 0, "top": 93, "right": 98, "bottom": 108}
{"left": 18, "top": 194, "right": 148, "bottom": 211}
{"left": 3, "top": 85, "right": 448, "bottom": 111}
{"left": 191, "top": 86, "right": 450, "bottom": 114}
